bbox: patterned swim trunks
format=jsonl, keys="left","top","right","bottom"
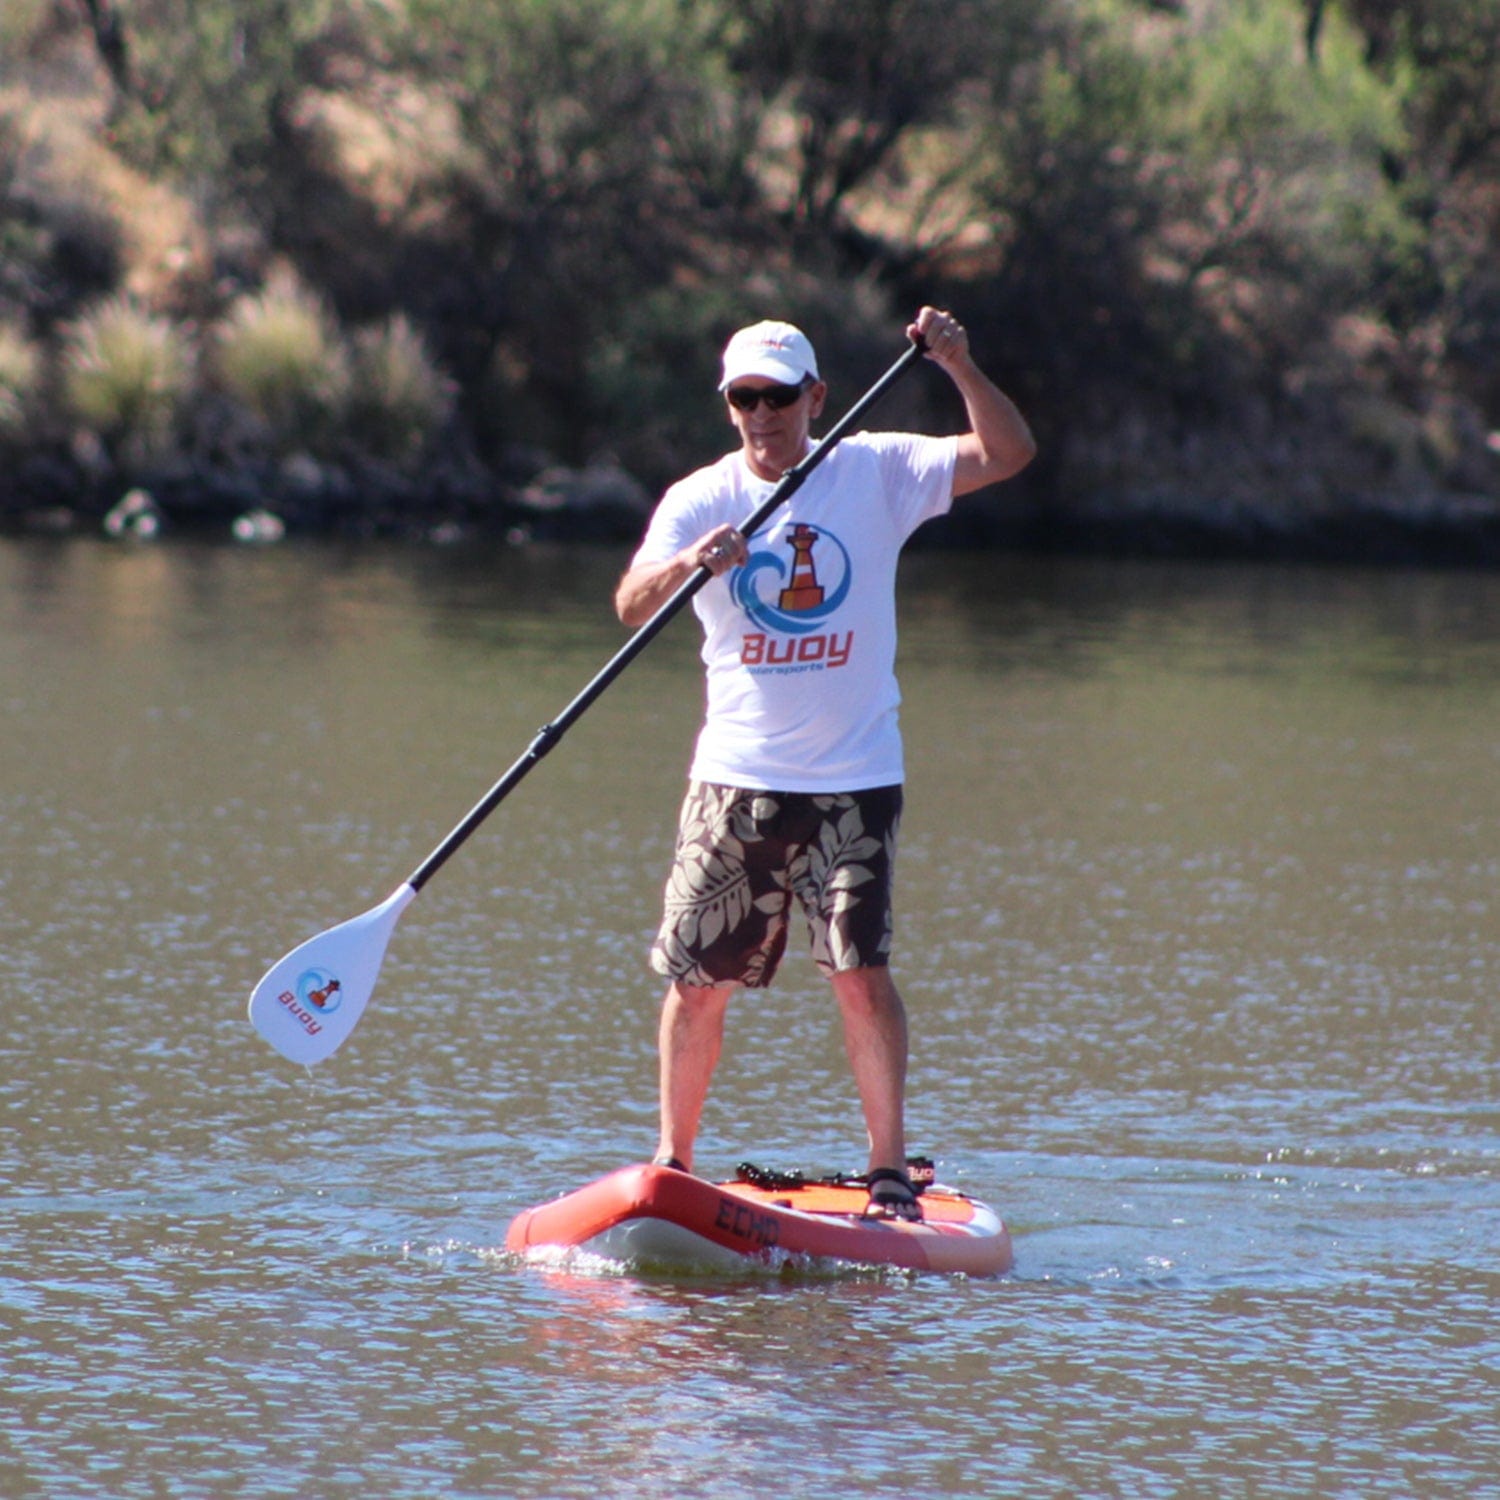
{"left": 649, "top": 782, "right": 903, "bottom": 989}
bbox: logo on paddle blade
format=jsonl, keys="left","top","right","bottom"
{"left": 297, "top": 968, "right": 343, "bottom": 1014}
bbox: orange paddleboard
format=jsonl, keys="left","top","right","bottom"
{"left": 505, "top": 1163, "right": 1013, "bottom": 1276}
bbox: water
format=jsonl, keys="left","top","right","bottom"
{"left": 1, "top": 537, "right": 1495, "bottom": 1498}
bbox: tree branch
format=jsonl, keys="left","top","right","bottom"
{"left": 74, "top": 0, "right": 133, "bottom": 99}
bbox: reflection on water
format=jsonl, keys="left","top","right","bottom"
{"left": 1, "top": 537, "right": 1496, "bottom": 1498}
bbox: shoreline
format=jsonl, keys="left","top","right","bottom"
{"left": 3, "top": 444, "right": 1498, "bottom": 570}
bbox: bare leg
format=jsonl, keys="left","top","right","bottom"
{"left": 829, "top": 965, "right": 908, "bottom": 1174}
{"left": 656, "top": 980, "right": 737, "bottom": 1172}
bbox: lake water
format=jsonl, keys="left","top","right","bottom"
{"left": 1, "top": 536, "right": 1495, "bottom": 1498}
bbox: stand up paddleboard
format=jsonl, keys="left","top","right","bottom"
{"left": 505, "top": 1162, "right": 1013, "bottom": 1277}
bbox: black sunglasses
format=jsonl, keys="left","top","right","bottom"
{"left": 724, "top": 381, "right": 809, "bottom": 412}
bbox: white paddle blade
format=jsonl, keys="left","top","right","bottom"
{"left": 247, "top": 884, "right": 417, "bottom": 1065}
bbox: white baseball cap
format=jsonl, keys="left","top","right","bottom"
{"left": 718, "top": 320, "right": 820, "bottom": 390}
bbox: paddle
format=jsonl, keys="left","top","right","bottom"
{"left": 248, "top": 332, "right": 928, "bottom": 1065}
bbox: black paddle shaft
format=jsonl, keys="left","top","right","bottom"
{"left": 406, "top": 334, "right": 929, "bottom": 893}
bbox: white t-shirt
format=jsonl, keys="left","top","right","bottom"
{"left": 630, "top": 431, "right": 958, "bottom": 791}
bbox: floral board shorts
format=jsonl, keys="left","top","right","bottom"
{"left": 650, "top": 782, "right": 903, "bottom": 989}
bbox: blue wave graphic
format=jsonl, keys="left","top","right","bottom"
{"left": 732, "top": 528, "right": 851, "bottom": 635}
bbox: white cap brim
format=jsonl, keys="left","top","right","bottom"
{"left": 718, "top": 353, "right": 809, "bottom": 390}
{"left": 717, "top": 320, "right": 819, "bottom": 390}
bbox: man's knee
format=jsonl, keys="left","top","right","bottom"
{"left": 666, "top": 980, "right": 739, "bottom": 1012}
{"left": 830, "top": 965, "right": 903, "bottom": 1013}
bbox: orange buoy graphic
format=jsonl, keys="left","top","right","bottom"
{"left": 306, "top": 977, "right": 342, "bottom": 1010}
{"left": 778, "top": 525, "right": 825, "bottom": 612}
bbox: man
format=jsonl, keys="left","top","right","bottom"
{"left": 614, "top": 307, "right": 1035, "bottom": 1219}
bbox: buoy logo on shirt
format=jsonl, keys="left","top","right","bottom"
{"left": 733, "top": 523, "right": 853, "bottom": 671}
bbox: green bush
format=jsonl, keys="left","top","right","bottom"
{"left": 61, "top": 295, "right": 193, "bottom": 465}
{"left": 348, "top": 314, "right": 454, "bottom": 463}
{"left": 215, "top": 270, "right": 351, "bottom": 454}
{"left": 1171, "top": 0, "right": 1412, "bottom": 275}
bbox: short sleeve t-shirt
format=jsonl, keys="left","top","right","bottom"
{"left": 629, "top": 431, "right": 958, "bottom": 792}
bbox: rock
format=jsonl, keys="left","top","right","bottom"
{"left": 516, "top": 457, "right": 651, "bottom": 540}
{"left": 231, "top": 507, "right": 286, "bottom": 543}
{"left": 21, "top": 506, "right": 77, "bottom": 534}
{"left": 103, "top": 487, "right": 163, "bottom": 539}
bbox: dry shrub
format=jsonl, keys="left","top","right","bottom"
{"left": 61, "top": 295, "right": 192, "bottom": 465}
{"left": 216, "top": 269, "right": 350, "bottom": 454}
{"left": 0, "top": 321, "right": 41, "bottom": 440}
{"left": 348, "top": 314, "right": 454, "bottom": 463}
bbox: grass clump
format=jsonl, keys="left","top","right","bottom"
{"left": 348, "top": 314, "right": 454, "bottom": 464}
{"left": 61, "top": 295, "right": 193, "bottom": 466}
{"left": 216, "top": 270, "right": 350, "bottom": 454}
{"left": 0, "top": 322, "right": 41, "bottom": 442}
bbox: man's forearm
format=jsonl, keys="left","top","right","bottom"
{"left": 615, "top": 557, "right": 692, "bottom": 627}
{"left": 950, "top": 357, "right": 1036, "bottom": 496}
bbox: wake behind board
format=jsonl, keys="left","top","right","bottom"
{"left": 505, "top": 1162, "right": 1013, "bottom": 1277}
